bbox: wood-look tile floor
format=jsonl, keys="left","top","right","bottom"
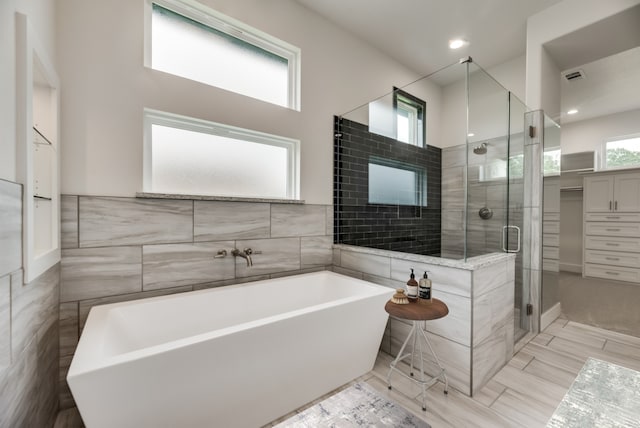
{"left": 57, "top": 317, "right": 640, "bottom": 428}
{"left": 268, "top": 317, "right": 640, "bottom": 428}
{"left": 361, "top": 317, "right": 640, "bottom": 428}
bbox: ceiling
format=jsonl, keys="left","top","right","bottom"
{"left": 547, "top": 4, "right": 640, "bottom": 124}
{"left": 294, "top": 1, "right": 640, "bottom": 125}
{"left": 560, "top": 47, "right": 640, "bottom": 124}
{"left": 294, "top": 0, "right": 563, "bottom": 74}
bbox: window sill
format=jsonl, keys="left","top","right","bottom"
{"left": 136, "top": 192, "right": 305, "bottom": 204}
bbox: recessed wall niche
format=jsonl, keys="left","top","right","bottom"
{"left": 16, "top": 12, "right": 61, "bottom": 282}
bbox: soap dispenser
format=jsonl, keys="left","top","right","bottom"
{"left": 418, "top": 271, "right": 432, "bottom": 303}
{"left": 406, "top": 269, "right": 419, "bottom": 302}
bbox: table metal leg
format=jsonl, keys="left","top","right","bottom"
{"left": 387, "top": 323, "right": 417, "bottom": 389}
{"left": 387, "top": 320, "right": 449, "bottom": 411}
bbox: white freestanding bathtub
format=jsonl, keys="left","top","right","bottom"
{"left": 68, "top": 271, "right": 391, "bottom": 428}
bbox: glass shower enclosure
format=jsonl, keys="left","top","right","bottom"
{"left": 335, "top": 58, "right": 544, "bottom": 344}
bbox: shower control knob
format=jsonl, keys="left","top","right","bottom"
{"left": 478, "top": 207, "right": 493, "bottom": 220}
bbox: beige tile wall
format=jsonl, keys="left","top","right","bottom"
{"left": 58, "top": 195, "right": 334, "bottom": 409}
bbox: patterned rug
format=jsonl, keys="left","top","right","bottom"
{"left": 274, "top": 382, "right": 430, "bottom": 427}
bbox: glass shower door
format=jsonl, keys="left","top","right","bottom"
{"left": 466, "top": 62, "right": 510, "bottom": 258}
{"left": 508, "top": 94, "right": 529, "bottom": 342}
{"left": 466, "top": 62, "right": 532, "bottom": 342}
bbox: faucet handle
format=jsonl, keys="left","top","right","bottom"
{"left": 244, "top": 248, "right": 262, "bottom": 255}
{"left": 214, "top": 249, "right": 227, "bottom": 258}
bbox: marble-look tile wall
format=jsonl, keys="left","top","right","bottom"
{"left": 0, "top": 179, "right": 60, "bottom": 428}
{"left": 333, "top": 245, "right": 514, "bottom": 396}
{"left": 441, "top": 138, "right": 523, "bottom": 259}
{"left": 58, "top": 195, "right": 334, "bottom": 409}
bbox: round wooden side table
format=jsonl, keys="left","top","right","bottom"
{"left": 384, "top": 298, "right": 450, "bottom": 411}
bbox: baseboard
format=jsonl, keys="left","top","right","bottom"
{"left": 560, "top": 262, "right": 582, "bottom": 273}
{"left": 541, "top": 302, "right": 562, "bottom": 331}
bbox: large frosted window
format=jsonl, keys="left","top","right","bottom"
{"left": 148, "top": 1, "right": 300, "bottom": 110}
{"left": 368, "top": 160, "right": 426, "bottom": 206}
{"left": 144, "top": 110, "right": 299, "bottom": 199}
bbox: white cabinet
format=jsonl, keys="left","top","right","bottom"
{"left": 584, "top": 173, "right": 640, "bottom": 212}
{"left": 583, "top": 170, "right": 640, "bottom": 283}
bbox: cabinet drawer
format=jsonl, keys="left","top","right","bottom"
{"left": 544, "top": 233, "right": 559, "bottom": 247}
{"left": 543, "top": 246, "right": 559, "bottom": 260}
{"left": 543, "top": 221, "right": 559, "bottom": 234}
{"left": 585, "top": 213, "right": 640, "bottom": 222}
{"left": 544, "top": 212, "right": 560, "bottom": 222}
{"left": 584, "top": 263, "right": 640, "bottom": 283}
{"left": 585, "top": 222, "right": 640, "bottom": 237}
{"left": 585, "top": 250, "right": 640, "bottom": 268}
{"left": 585, "top": 236, "right": 640, "bottom": 252}
{"left": 543, "top": 258, "right": 559, "bottom": 272}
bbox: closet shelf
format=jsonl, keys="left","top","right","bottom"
{"left": 561, "top": 168, "right": 594, "bottom": 174}
{"left": 560, "top": 186, "right": 583, "bottom": 192}
{"left": 33, "top": 195, "right": 52, "bottom": 201}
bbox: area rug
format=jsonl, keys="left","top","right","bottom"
{"left": 274, "top": 382, "right": 430, "bottom": 427}
{"left": 546, "top": 358, "right": 640, "bottom": 427}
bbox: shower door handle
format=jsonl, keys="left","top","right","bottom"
{"left": 502, "top": 225, "right": 521, "bottom": 253}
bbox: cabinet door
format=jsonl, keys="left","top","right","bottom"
{"left": 614, "top": 173, "right": 640, "bottom": 212}
{"left": 584, "top": 175, "right": 614, "bottom": 212}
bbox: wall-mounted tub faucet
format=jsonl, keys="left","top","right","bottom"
{"left": 232, "top": 248, "right": 258, "bottom": 267}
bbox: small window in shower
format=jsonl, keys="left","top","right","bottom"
{"left": 368, "top": 157, "right": 426, "bottom": 206}
{"left": 394, "top": 89, "right": 425, "bottom": 147}
{"left": 603, "top": 134, "right": 640, "bottom": 170}
{"left": 146, "top": 0, "right": 301, "bottom": 110}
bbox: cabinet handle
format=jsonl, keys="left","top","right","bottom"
{"left": 606, "top": 271, "right": 620, "bottom": 276}
{"left": 610, "top": 201, "right": 612, "bottom": 210}
{"left": 615, "top": 201, "right": 618, "bottom": 211}
{"left": 605, "top": 257, "right": 620, "bottom": 261}
{"left": 605, "top": 216, "right": 620, "bottom": 219}
{"left": 606, "top": 228, "right": 621, "bottom": 232}
{"left": 605, "top": 243, "right": 620, "bottom": 246}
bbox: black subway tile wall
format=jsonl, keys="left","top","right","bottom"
{"left": 334, "top": 116, "right": 442, "bottom": 256}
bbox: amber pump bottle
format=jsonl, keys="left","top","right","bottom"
{"left": 406, "top": 269, "right": 419, "bottom": 302}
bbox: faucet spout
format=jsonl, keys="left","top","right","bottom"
{"left": 231, "top": 249, "right": 252, "bottom": 267}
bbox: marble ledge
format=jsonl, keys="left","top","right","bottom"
{"left": 136, "top": 192, "right": 305, "bottom": 204}
{"left": 333, "top": 244, "right": 515, "bottom": 271}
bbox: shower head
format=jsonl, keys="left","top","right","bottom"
{"left": 473, "top": 143, "right": 487, "bottom": 155}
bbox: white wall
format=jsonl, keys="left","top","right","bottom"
{"left": 540, "top": 48, "right": 561, "bottom": 121}
{"left": 56, "top": 0, "right": 428, "bottom": 204}
{"left": 486, "top": 55, "right": 526, "bottom": 102}
{"left": 439, "top": 56, "right": 527, "bottom": 149}
{"left": 0, "top": 0, "right": 56, "bottom": 182}
{"left": 561, "top": 108, "right": 640, "bottom": 155}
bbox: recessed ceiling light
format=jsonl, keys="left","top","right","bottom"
{"left": 449, "top": 39, "right": 467, "bottom": 50}
{"left": 567, "top": 109, "right": 578, "bottom": 115}
{"left": 467, "top": 133, "right": 475, "bottom": 137}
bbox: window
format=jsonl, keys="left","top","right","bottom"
{"left": 543, "top": 149, "right": 561, "bottom": 176}
{"left": 603, "top": 134, "right": 640, "bottom": 169}
{"left": 368, "top": 157, "right": 426, "bottom": 206}
{"left": 144, "top": 109, "right": 300, "bottom": 199}
{"left": 146, "top": 0, "right": 301, "bottom": 110}
{"left": 394, "top": 89, "right": 425, "bottom": 147}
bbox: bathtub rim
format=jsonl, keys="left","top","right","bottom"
{"left": 68, "top": 271, "right": 391, "bottom": 378}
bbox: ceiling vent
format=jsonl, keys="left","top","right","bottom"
{"left": 563, "top": 69, "right": 586, "bottom": 82}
